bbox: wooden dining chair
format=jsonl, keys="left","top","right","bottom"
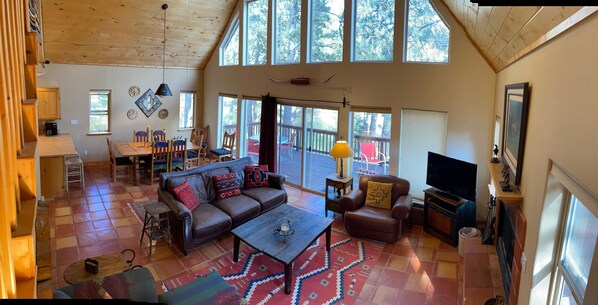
{"left": 209, "top": 130, "right": 235, "bottom": 162}
{"left": 152, "top": 129, "right": 166, "bottom": 141}
{"left": 170, "top": 138, "right": 187, "bottom": 172}
{"left": 106, "top": 137, "right": 135, "bottom": 183}
{"left": 196, "top": 125, "right": 210, "bottom": 160}
{"left": 148, "top": 141, "right": 169, "bottom": 185}
{"left": 186, "top": 133, "right": 203, "bottom": 169}
{"left": 133, "top": 130, "right": 149, "bottom": 142}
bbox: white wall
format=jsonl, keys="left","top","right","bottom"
{"left": 202, "top": 0, "right": 496, "bottom": 218}
{"left": 494, "top": 13, "right": 598, "bottom": 305}
{"left": 37, "top": 64, "right": 203, "bottom": 162}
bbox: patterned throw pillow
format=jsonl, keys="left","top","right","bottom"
{"left": 172, "top": 181, "right": 200, "bottom": 212}
{"left": 244, "top": 165, "right": 270, "bottom": 189}
{"left": 213, "top": 172, "right": 241, "bottom": 200}
{"left": 364, "top": 181, "right": 393, "bottom": 209}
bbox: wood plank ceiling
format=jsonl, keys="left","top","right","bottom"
{"left": 41, "top": 0, "right": 237, "bottom": 69}
{"left": 40, "top": 0, "right": 594, "bottom": 71}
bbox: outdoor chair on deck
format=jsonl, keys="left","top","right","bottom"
{"left": 247, "top": 138, "right": 260, "bottom": 162}
{"left": 359, "top": 142, "right": 388, "bottom": 173}
{"left": 279, "top": 132, "right": 296, "bottom": 160}
{"left": 210, "top": 131, "right": 236, "bottom": 162}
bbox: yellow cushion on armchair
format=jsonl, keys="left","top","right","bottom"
{"left": 364, "top": 181, "right": 393, "bottom": 209}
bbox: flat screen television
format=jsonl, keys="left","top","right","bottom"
{"left": 426, "top": 152, "right": 478, "bottom": 201}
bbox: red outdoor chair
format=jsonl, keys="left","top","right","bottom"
{"left": 360, "top": 142, "right": 387, "bottom": 172}
{"left": 279, "top": 132, "right": 295, "bottom": 160}
{"left": 247, "top": 138, "right": 260, "bottom": 157}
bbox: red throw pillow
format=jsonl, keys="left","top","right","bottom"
{"left": 172, "top": 181, "right": 200, "bottom": 212}
{"left": 244, "top": 165, "right": 270, "bottom": 189}
{"left": 213, "top": 172, "right": 241, "bottom": 200}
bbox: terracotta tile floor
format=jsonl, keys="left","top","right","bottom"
{"left": 38, "top": 161, "right": 466, "bottom": 304}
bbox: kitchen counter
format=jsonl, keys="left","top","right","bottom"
{"left": 39, "top": 134, "right": 77, "bottom": 157}
{"left": 39, "top": 134, "right": 79, "bottom": 198}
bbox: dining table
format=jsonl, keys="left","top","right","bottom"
{"left": 112, "top": 141, "right": 201, "bottom": 185}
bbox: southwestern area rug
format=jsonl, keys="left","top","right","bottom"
{"left": 163, "top": 229, "right": 383, "bottom": 305}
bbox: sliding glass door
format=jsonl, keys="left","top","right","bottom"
{"left": 277, "top": 104, "right": 338, "bottom": 193}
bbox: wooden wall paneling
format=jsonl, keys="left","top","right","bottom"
{"left": 486, "top": 6, "right": 540, "bottom": 61}
{"left": 465, "top": 3, "right": 478, "bottom": 35}
{"left": 0, "top": 3, "right": 17, "bottom": 298}
{"left": 0, "top": 0, "right": 18, "bottom": 230}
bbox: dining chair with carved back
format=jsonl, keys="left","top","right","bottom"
{"left": 170, "top": 138, "right": 187, "bottom": 172}
{"left": 133, "top": 130, "right": 149, "bottom": 143}
{"left": 152, "top": 129, "right": 166, "bottom": 141}
{"left": 106, "top": 137, "right": 135, "bottom": 183}
{"left": 196, "top": 125, "right": 210, "bottom": 160}
{"left": 209, "top": 130, "right": 235, "bottom": 162}
{"left": 148, "top": 141, "right": 170, "bottom": 185}
{"left": 186, "top": 132, "right": 204, "bottom": 169}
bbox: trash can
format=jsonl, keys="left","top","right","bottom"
{"left": 458, "top": 227, "right": 480, "bottom": 256}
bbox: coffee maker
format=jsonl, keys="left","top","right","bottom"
{"left": 45, "top": 122, "right": 58, "bottom": 136}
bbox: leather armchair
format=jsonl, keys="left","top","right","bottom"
{"left": 340, "top": 174, "right": 413, "bottom": 243}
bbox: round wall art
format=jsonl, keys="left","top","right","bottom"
{"left": 158, "top": 109, "right": 169, "bottom": 119}
{"left": 126, "top": 108, "right": 138, "bottom": 120}
{"left": 128, "top": 85, "right": 140, "bottom": 97}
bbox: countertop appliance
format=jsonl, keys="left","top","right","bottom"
{"left": 45, "top": 122, "right": 58, "bottom": 136}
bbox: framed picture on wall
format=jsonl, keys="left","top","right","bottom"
{"left": 501, "top": 82, "right": 530, "bottom": 186}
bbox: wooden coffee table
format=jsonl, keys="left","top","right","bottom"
{"left": 63, "top": 250, "right": 134, "bottom": 284}
{"left": 231, "top": 204, "right": 333, "bottom": 294}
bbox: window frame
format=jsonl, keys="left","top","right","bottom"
{"left": 244, "top": 0, "right": 269, "bottom": 66}
{"left": 307, "top": 0, "right": 345, "bottom": 64}
{"left": 88, "top": 89, "right": 111, "bottom": 134}
{"left": 403, "top": 0, "right": 451, "bottom": 64}
{"left": 351, "top": 0, "right": 396, "bottom": 63}
{"left": 220, "top": 14, "right": 241, "bottom": 66}
{"left": 178, "top": 91, "right": 196, "bottom": 130}
{"left": 218, "top": 94, "right": 239, "bottom": 148}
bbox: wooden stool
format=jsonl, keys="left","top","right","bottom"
{"left": 139, "top": 201, "right": 172, "bottom": 255}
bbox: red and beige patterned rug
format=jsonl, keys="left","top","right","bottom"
{"left": 162, "top": 229, "right": 384, "bottom": 305}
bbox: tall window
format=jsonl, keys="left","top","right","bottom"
{"left": 179, "top": 91, "right": 195, "bottom": 129}
{"left": 398, "top": 109, "right": 447, "bottom": 199}
{"left": 219, "top": 95, "right": 238, "bottom": 146}
{"left": 246, "top": 0, "right": 268, "bottom": 65}
{"left": 89, "top": 90, "right": 110, "bottom": 133}
{"left": 221, "top": 18, "right": 240, "bottom": 66}
{"left": 352, "top": 0, "right": 395, "bottom": 62}
{"left": 350, "top": 110, "right": 391, "bottom": 187}
{"left": 242, "top": 99, "right": 262, "bottom": 163}
{"left": 553, "top": 194, "right": 598, "bottom": 305}
{"left": 274, "top": 0, "right": 301, "bottom": 65}
{"left": 309, "top": 0, "right": 344, "bottom": 63}
{"left": 404, "top": 0, "right": 450, "bottom": 63}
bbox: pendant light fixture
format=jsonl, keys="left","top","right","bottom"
{"left": 156, "top": 3, "right": 172, "bottom": 97}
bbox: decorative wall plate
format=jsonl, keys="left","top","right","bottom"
{"left": 128, "top": 85, "right": 140, "bottom": 97}
{"left": 135, "top": 89, "right": 162, "bottom": 118}
{"left": 158, "top": 109, "right": 169, "bottom": 119}
{"left": 126, "top": 108, "right": 138, "bottom": 120}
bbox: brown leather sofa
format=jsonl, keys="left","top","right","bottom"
{"left": 157, "top": 157, "right": 287, "bottom": 255}
{"left": 340, "top": 174, "right": 413, "bottom": 243}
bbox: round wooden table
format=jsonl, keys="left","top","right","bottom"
{"left": 63, "top": 251, "right": 133, "bottom": 285}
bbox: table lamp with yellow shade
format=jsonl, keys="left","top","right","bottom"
{"left": 329, "top": 140, "right": 354, "bottom": 179}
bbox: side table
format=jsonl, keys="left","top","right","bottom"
{"left": 140, "top": 201, "right": 172, "bottom": 255}
{"left": 325, "top": 174, "right": 353, "bottom": 218}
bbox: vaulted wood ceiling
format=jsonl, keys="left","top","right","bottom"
{"left": 40, "top": 0, "right": 595, "bottom": 71}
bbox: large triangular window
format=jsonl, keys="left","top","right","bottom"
{"left": 404, "top": 0, "right": 450, "bottom": 63}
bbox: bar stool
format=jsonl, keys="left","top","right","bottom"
{"left": 139, "top": 201, "right": 172, "bottom": 255}
{"left": 65, "top": 153, "right": 85, "bottom": 192}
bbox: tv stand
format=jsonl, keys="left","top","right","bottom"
{"left": 424, "top": 188, "right": 476, "bottom": 246}
{"left": 434, "top": 190, "right": 461, "bottom": 201}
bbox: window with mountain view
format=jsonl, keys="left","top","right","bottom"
{"left": 274, "top": 0, "right": 301, "bottom": 65}
{"left": 246, "top": 0, "right": 268, "bottom": 65}
{"left": 352, "top": 0, "right": 395, "bottom": 62}
{"left": 309, "top": 0, "right": 344, "bottom": 63}
{"left": 404, "top": 0, "right": 450, "bottom": 63}
{"left": 221, "top": 17, "right": 240, "bottom": 66}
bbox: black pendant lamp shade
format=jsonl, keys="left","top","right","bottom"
{"left": 156, "top": 3, "right": 172, "bottom": 97}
